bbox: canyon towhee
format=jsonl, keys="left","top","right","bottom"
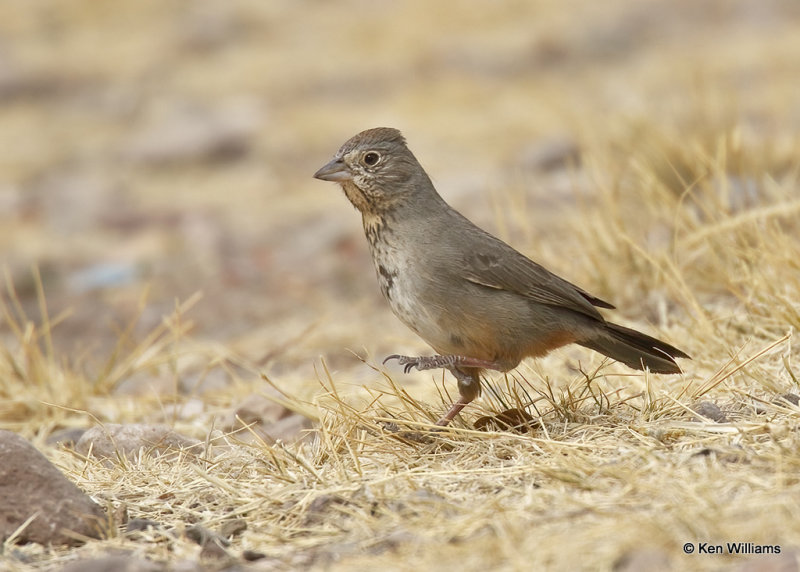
{"left": 314, "top": 127, "right": 689, "bottom": 426}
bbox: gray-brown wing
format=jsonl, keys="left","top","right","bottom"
{"left": 459, "top": 229, "right": 613, "bottom": 321}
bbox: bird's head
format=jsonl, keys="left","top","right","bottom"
{"left": 313, "top": 127, "right": 430, "bottom": 213}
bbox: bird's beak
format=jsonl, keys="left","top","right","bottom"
{"left": 313, "top": 158, "right": 352, "bottom": 182}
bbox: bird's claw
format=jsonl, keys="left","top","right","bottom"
{"left": 382, "top": 354, "right": 420, "bottom": 373}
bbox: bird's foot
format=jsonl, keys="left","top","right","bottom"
{"left": 382, "top": 354, "right": 506, "bottom": 427}
{"left": 382, "top": 354, "right": 503, "bottom": 373}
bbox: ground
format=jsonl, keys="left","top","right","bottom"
{"left": 1, "top": 1, "right": 799, "bottom": 570}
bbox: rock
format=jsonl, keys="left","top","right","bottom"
{"left": 46, "top": 427, "right": 88, "bottom": 448}
{"left": 176, "top": 5, "right": 248, "bottom": 54}
{"left": 122, "top": 100, "right": 261, "bottom": 166}
{"left": 517, "top": 135, "right": 581, "bottom": 172}
{"left": 59, "top": 555, "right": 164, "bottom": 572}
{"left": 0, "top": 56, "right": 67, "bottom": 101}
{"left": 613, "top": 547, "right": 671, "bottom": 571}
{"left": 218, "top": 518, "right": 247, "bottom": 539}
{"left": 242, "top": 549, "right": 267, "bottom": 561}
{"left": 184, "top": 525, "right": 231, "bottom": 560}
{"left": 0, "top": 430, "right": 106, "bottom": 546}
{"left": 224, "top": 393, "right": 313, "bottom": 444}
{"left": 157, "top": 399, "right": 207, "bottom": 423}
{"left": 66, "top": 262, "right": 139, "bottom": 294}
{"left": 261, "top": 413, "right": 313, "bottom": 443}
{"left": 27, "top": 169, "right": 119, "bottom": 235}
{"left": 234, "top": 393, "right": 294, "bottom": 426}
{"left": 692, "top": 401, "right": 728, "bottom": 423}
{"left": 126, "top": 518, "right": 163, "bottom": 533}
{"left": 75, "top": 424, "right": 201, "bottom": 460}
{"left": 734, "top": 548, "right": 800, "bottom": 572}
{"left": 773, "top": 394, "right": 799, "bottom": 407}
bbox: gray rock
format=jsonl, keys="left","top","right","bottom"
{"left": 75, "top": 423, "right": 201, "bottom": 460}
{"left": 734, "top": 548, "right": 800, "bottom": 572}
{"left": 613, "top": 547, "right": 671, "bottom": 572}
{"left": 0, "top": 430, "right": 105, "bottom": 546}
{"left": 692, "top": 401, "right": 728, "bottom": 423}
{"left": 223, "top": 393, "right": 313, "bottom": 444}
{"left": 46, "top": 427, "right": 89, "bottom": 448}
{"left": 59, "top": 555, "right": 164, "bottom": 572}
{"left": 122, "top": 100, "right": 261, "bottom": 166}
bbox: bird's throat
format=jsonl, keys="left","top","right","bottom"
{"left": 361, "top": 211, "right": 386, "bottom": 247}
{"left": 341, "top": 181, "right": 375, "bottom": 214}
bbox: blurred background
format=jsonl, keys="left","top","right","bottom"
{"left": 1, "top": 0, "right": 798, "bottom": 391}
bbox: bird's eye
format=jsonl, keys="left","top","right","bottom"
{"left": 363, "top": 152, "right": 380, "bottom": 166}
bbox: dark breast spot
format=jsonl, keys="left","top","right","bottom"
{"left": 377, "top": 264, "right": 397, "bottom": 299}
{"left": 378, "top": 264, "right": 395, "bottom": 287}
{"left": 449, "top": 333, "right": 465, "bottom": 348}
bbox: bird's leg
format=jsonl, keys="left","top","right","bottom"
{"left": 384, "top": 355, "right": 500, "bottom": 426}
{"left": 383, "top": 354, "right": 504, "bottom": 373}
{"left": 435, "top": 367, "right": 482, "bottom": 426}
{"left": 436, "top": 395, "right": 471, "bottom": 426}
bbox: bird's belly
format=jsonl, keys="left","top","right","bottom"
{"left": 381, "top": 267, "right": 440, "bottom": 339}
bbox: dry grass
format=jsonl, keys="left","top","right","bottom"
{"left": 4, "top": 130, "right": 799, "bottom": 570}
{"left": 2, "top": 1, "right": 800, "bottom": 571}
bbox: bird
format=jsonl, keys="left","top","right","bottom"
{"left": 314, "top": 127, "right": 689, "bottom": 426}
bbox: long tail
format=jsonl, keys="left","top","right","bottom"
{"left": 578, "top": 322, "right": 690, "bottom": 374}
